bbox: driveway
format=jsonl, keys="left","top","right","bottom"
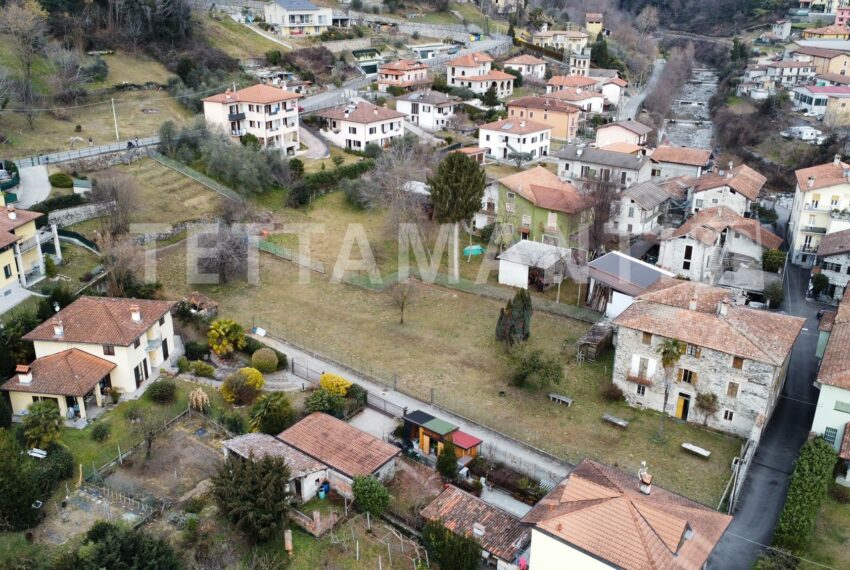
{"left": 298, "top": 127, "right": 330, "bottom": 159}
{"left": 347, "top": 407, "right": 399, "bottom": 441}
{"left": 707, "top": 264, "right": 825, "bottom": 568}
{"left": 15, "top": 165, "right": 50, "bottom": 208}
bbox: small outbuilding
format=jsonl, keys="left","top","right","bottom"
{"left": 402, "top": 409, "right": 482, "bottom": 460}
{"left": 498, "top": 240, "right": 571, "bottom": 291}
{"left": 586, "top": 250, "right": 673, "bottom": 318}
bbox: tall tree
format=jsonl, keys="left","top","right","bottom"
{"left": 0, "top": 0, "right": 48, "bottom": 123}
{"left": 496, "top": 289, "right": 533, "bottom": 346}
{"left": 22, "top": 400, "right": 62, "bottom": 448}
{"left": 427, "top": 153, "right": 486, "bottom": 282}
{"left": 656, "top": 338, "right": 684, "bottom": 437}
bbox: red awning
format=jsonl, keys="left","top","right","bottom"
{"left": 452, "top": 430, "right": 483, "bottom": 450}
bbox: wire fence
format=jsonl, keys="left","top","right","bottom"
{"left": 147, "top": 150, "right": 243, "bottom": 201}
{"left": 14, "top": 137, "right": 160, "bottom": 168}
{"left": 259, "top": 240, "right": 326, "bottom": 274}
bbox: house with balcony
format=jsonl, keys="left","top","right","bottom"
{"left": 202, "top": 84, "right": 302, "bottom": 155}
{"left": 557, "top": 145, "right": 654, "bottom": 191}
{"left": 494, "top": 166, "right": 588, "bottom": 246}
{"left": 764, "top": 60, "right": 816, "bottom": 87}
{"left": 546, "top": 88, "right": 604, "bottom": 113}
{"left": 506, "top": 96, "right": 581, "bottom": 142}
{"left": 376, "top": 60, "right": 430, "bottom": 93}
{"left": 446, "top": 52, "right": 514, "bottom": 98}
{"left": 0, "top": 197, "right": 62, "bottom": 314}
{"left": 789, "top": 46, "right": 850, "bottom": 75}
{"left": 7, "top": 297, "right": 177, "bottom": 423}
{"left": 478, "top": 118, "right": 551, "bottom": 162}
{"left": 263, "top": 0, "right": 340, "bottom": 36}
{"left": 816, "top": 229, "right": 850, "bottom": 301}
{"left": 531, "top": 29, "right": 589, "bottom": 54}
{"left": 315, "top": 101, "right": 406, "bottom": 150}
{"left": 546, "top": 75, "right": 597, "bottom": 93}
{"left": 502, "top": 54, "right": 546, "bottom": 80}
{"left": 611, "top": 279, "right": 804, "bottom": 438}
{"left": 395, "top": 90, "right": 458, "bottom": 131}
{"left": 789, "top": 156, "right": 850, "bottom": 267}
{"left": 689, "top": 163, "right": 766, "bottom": 216}
{"left": 611, "top": 181, "right": 673, "bottom": 237}
{"left": 657, "top": 206, "right": 783, "bottom": 289}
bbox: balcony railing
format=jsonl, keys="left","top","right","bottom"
{"left": 801, "top": 244, "right": 819, "bottom": 253}
{"left": 801, "top": 225, "right": 827, "bottom": 234}
{"left": 228, "top": 112, "right": 246, "bottom": 121}
{"left": 146, "top": 336, "right": 162, "bottom": 352}
{"left": 231, "top": 129, "right": 246, "bottom": 136}
{"left": 830, "top": 209, "right": 850, "bottom": 221}
{"left": 626, "top": 374, "right": 652, "bottom": 386}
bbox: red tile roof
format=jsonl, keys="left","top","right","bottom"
{"left": 316, "top": 101, "right": 405, "bottom": 124}
{"left": 498, "top": 166, "right": 588, "bottom": 214}
{"left": 1, "top": 349, "right": 115, "bottom": 397}
{"left": 817, "top": 228, "right": 850, "bottom": 257}
{"left": 0, "top": 206, "right": 43, "bottom": 248}
{"left": 795, "top": 159, "right": 850, "bottom": 192}
{"left": 478, "top": 118, "right": 550, "bottom": 135}
{"left": 507, "top": 96, "right": 581, "bottom": 114}
{"left": 447, "top": 52, "right": 493, "bottom": 67}
{"left": 503, "top": 54, "right": 545, "bottom": 66}
{"left": 378, "top": 59, "right": 428, "bottom": 73}
{"left": 818, "top": 288, "right": 850, "bottom": 390}
{"left": 451, "top": 430, "right": 482, "bottom": 450}
{"left": 461, "top": 70, "right": 516, "bottom": 82}
{"left": 422, "top": 486, "right": 529, "bottom": 562}
{"left": 278, "top": 412, "right": 400, "bottom": 478}
{"left": 548, "top": 75, "right": 597, "bottom": 88}
{"left": 521, "top": 460, "right": 732, "bottom": 570}
{"left": 662, "top": 206, "right": 783, "bottom": 249}
{"left": 23, "top": 297, "right": 174, "bottom": 346}
{"left": 203, "top": 84, "right": 301, "bottom": 104}
{"left": 651, "top": 145, "right": 712, "bottom": 167}
{"left": 693, "top": 164, "right": 766, "bottom": 201}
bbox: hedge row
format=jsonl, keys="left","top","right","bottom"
{"left": 772, "top": 437, "right": 837, "bottom": 552}
{"left": 303, "top": 159, "right": 375, "bottom": 193}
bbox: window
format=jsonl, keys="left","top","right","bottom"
{"left": 348, "top": 126, "right": 356, "bottom": 134}
{"left": 680, "top": 369, "right": 696, "bottom": 384}
{"left": 824, "top": 427, "right": 838, "bottom": 445}
{"left": 369, "top": 127, "right": 376, "bottom": 134}
{"left": 732, "top": 356, "right": 744, "bottom": 369}
{"left": 823, "top": 261, "right": 842, "bottom": 272}
{"left": 686, "top": 344, "right": 701, "bottom": 357}
{"left": 723, "top": 410, "right": 734, "bottom": 421}
{"left": 3, "top": 264, "right": 11, "bottom": 279}
{"left": 103, "top": 345, "right": 115, "bottom": 356}
{"left": 642, "top": 332, "right": 652, "bottom": 345}
{"left": 636, "top": 385, "right": 646, "bottom": 396}
{"left": 159, "top": 316, "right": 165, "bottom": 326}
{"left": 832, "top": 195, "right": 840, "bottom": 207}
{"left": 521, "top": 214, "right": 531, "bottom": 226}
{"left": 134, "top": 338, "right": 140, "bottom": 349}
{"left": 628, "top": 206, "right": 635, "bottom": 218}
{"left": 727, "top": 382, "right": 739, "bottom": 398}
{"left": 695, "top": 199, "right": 704, "bottom": 208}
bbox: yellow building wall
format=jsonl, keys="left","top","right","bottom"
{"left": 0, "top": 248, "right": 17, "bottom": 289}
{"left": 825, "top": 97, "right": 850, "bottom": 127}
{"left": 586, "top": 22, "right": 602, "bottom": 40}
{"left": 827, "top": 55, "right": 850, "bottom": 74}
{"left": 9, "top": 390, "right": 70, "bottom": 418}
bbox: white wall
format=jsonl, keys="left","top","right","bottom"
{"left": 294, "top": 468, "right": 329, "bottom": 503}
{"left": 601, "top": 83, "right": 623, "bottom": 106}
{"left": 321, "top": 117, "right": 404, "bottom": 150}
{"left": 653, "top": 161, "right": 704, "bottom": 179}
{"left": 395, "top": 100, "right": 455, "bottom": 131}
{"left": 812, "top": 384, "right": 850, "bottom": 452}
{"left": 479, "top": 128, "right": 550, "bottom": 160}
{"left": 505, "top": 62, "right": 546, "bottom": 80}
{"left": 596, "top": 125, "right": 643, "bottom": 147}
{"left": 499, "top": 259, "right": 529, "bottom": 288}
{"left": 528, "top": 529, "right": 610, "bottom": 570}
{"left": 691, "top": 186, "right": 750, "bottom": 216}
{"left": 658, "top": 236, "right": 712, "bottom": 282}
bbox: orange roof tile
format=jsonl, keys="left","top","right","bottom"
{"left": 548, "top": 75, "right": 597, "bottom": 88}
{"left": 316, "top": 101, "right": 405, "bottom": 124}
{"left": 378, "top": 59, "right": 428, "bottom": 73}
{"left": 599, "top": 142, "right": 643, "bottom": 154}
{"left": 522, "top": 460, "right": 732, "bottom": 570}
{"left": 662, "top": 206, "right": 783, "bottom": 249}
{"left": 447, "top": 52, "right": 493, "bottom": 67}
{"left": 795, "top": 159, "right": 850, "bottom": 192}
{"left": 461, "top": 70, "right": 516, "bottom": 82}
{"left": 546, "top": 88, "right": 604, "bottom": 102}
{"left": 2, "top": 349, "right": 115, "bottom": 397}
{"left": 503, "top": 54, "right": 546, "bottom": 66}
{"left": 507, "top": 96, "right": 581, "bottom": 114}
{"left": 605, "top": 77, "right": 628, "bottom": 87}
{"left": 203, "top": 83, "right": 301, "bottom": 104}
{"left": 0, "top": 206, "right": 43, "bottom": 248}
{"left": 693, "top": 164, "right": 766, "bottom": 201}
{"left": 651, "top": 145, "right": 712, "bottom": 167}
{"left": 818, "top": 288, "right": 850, "bottom": 389}
{"left": 498, "top": 166, "right": 588, "bottom": 214}
{"left": 478, "top": 118, "right": 550, "bottom": 135}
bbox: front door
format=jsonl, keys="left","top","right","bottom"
{"left": 676, "top": 393, "right": 691, "bottom": 420}
{"left": 143, "top": 358, "right": 149, "bottom": 380}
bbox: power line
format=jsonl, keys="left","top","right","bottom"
{"left": 724, "top": 532, "right": 836, "bottom": 570}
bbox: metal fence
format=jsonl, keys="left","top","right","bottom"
{"left": 14, "top": 137, "right": 160, "bottom": 168}
{"left": 147, "top": 150, "right": 243, "bottom": 202}
{"left": 259, "top": 240, "right": 326, "bottom": 273}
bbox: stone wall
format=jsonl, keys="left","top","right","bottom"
{"left": 63, "top": 149, "right": 146, "bottom": 173}
{"left": 322, "top": 37, "right": 374, "bottom": 53}
{"left": 612, "top": 325, "right": 780, "bottom": 439}
{"left": 48, "top": 202, "right": 115, "bottom": 227}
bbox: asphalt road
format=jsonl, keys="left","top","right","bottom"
{"left": 707, "top": 264, "right": 825, "bottom": 568}
{"left": 620, "top": 58, "right": 666, "bottom": 121}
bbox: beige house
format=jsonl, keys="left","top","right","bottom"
{"left": 376, "top": 60, "right": 430, "bottom": 93}
{"left": 315, "top": 101, "right": 406, "bottom": 150}
{"left": 263, "top": 0, "right": 338, "bottom": 37}
{"left": 506, "top": 96, "right": 580, "bottom": 141}
{"left": 546, "top": 75, "right": 597, "bottom": 93}
{"left": 531, "top": 29, "right": 589, "bottom": 53}
{"left": 502, "top": 54, "right": 546, "bottom": 80}
{"left": 790, "top": 46, "right": 850, "bottom": 75}
{"left": 585, "top": 12, "right": 603, "bottom": 40}
{"left": 446, "top": 52, "right": 514, "bottom": 98}
{"left": 202, "top": 84, "right": 302, "bottom": 155}
{"left": 595, "top": 120, "right": 653, "bottom": 148}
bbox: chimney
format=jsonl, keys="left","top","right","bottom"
{"left": 16, "top": 364, "right": 31, "bottom": 385}
{"left": 6, "top": 206, "right": 15, "bottom": 220}
{"left": 728, "top": 161, "right": 733, "bottom": 171}
{"left": 717, "top": 299, "right": 729, "bottom": 317}
{"left": 638, "top": 461, "right": 652, "bottom": 495}
{"left": 726, "top": 169, "right": 733, "bottom": 180}
{"left": 688, "top": 296, "right": 698, "bottom": 311}
{"left": 835, "top": 154, "right": 842, "bottom": 166}
{"left": 472, "top": 522, "right": 485, "bottom": 538}
{"left": 130, "top": 304, "right": 141, "bottom": 322}
{"left": 577, "top": 147, "right": 583, "bottom": 157}
{"left": 808, "top": 175, "right": 815, "bottom": 189}
{"left": 52, "top": 318, "right": 64, "bottom": 338}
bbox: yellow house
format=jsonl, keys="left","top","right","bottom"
{"left": 793, "top": 46, "right": 850, "bottom": 75}
{"left": 585, "top": 12, "right": 603, "bottom": 40}
{"left": 507, "top": 96, "right": 581, "bottom": 141}
{"left": 824, "top": 93, "right": 850, "bottom": 126}
{"left": 20, "top": 297, "right": 176, "bottom": 414}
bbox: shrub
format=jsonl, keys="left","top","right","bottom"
{"left": 601, "top": 384, "right": 624, "bottom": 402}
{"left": 320, "top": 372, "right": 351, "bottom": 396}
{"left": 124, "top": 401, "right": 142, "bottom": 421}
{"left": 0, "top": 396, "right": 11, "bottom": 429}
{"left": 148, "top": 380, "right": 177, "bottom": 404}
{"left": 249, "top": 392, "right": 296, "bottom": 434}
{"left": 23, "top": 400, "right": 62, "bottom": 448}
{"left": 184, "top": 341, "right": 210, "bottom": 361}
{"left": 812, "top": 273, "right": 830, "bottom": 298}
{"left": 43, "top": 444, "right": 74, "bottom": 481}
{"left": 57, "top": 521, "right": 180, "bottom": 569}
{"left": 510, "top": 349, "right": 563, "bottom": 388}
{"left": 221, "top": 368, "right": 264, "bottom": 405}
{"left": 773, "top": 437, "right": 837, "bottom": 552}
{"left": 221, "top": 411, "right": 246, "bottom": 434}
{"left": 48, "top": 172, "right": 73, "bottom": 188}
{"left": 208, "top": 319, "right": 247, "bottom": 358}
{"left": 189, "top": 388, "right": 210, "bottom": 413}
{"left": 244, "top": 337, "right": 287, "bottom": 369}
{"left": 177, "top": 356, "right": 190, "bottom": 373}
{"left": 762, "top": 248, "right": 784, "bottom": 273}
{"left": 90, "top": 422, "right": 111, "bottom": 442}
{"left": 251, "top": 348, "right": 279, "bottom": 373}
{"left": 830, "top": 484, "right": 850, "bottom": 504}
{"left": 436, "top": 440, "right": 458, "bottom": 480}
{"left": 347, "top": 383, "right": 367, "bottom": 408}
{"left": 184, "top": 496, "right": 205, "bottom": 514}
{"left": 765, "top": 281, "right": 784, "bottom": 308}
{"left": 109, "top": 388, "right": 121, "bottom": 404}
{"left": 352, "top": 475, "right": 390, "bottom": 516}
{"left": 191, "top": 360, "right": 215, "bottom": 378}
{"left": 44, "top": 256, "right": 57, "bottom": 278}
{"left": 304, "top": 389, "right": 345, "bottom": 417}
{"left": 422, "top": 520, "right": 481, "bottom": 570}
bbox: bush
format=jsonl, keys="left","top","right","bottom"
{"left": 184, "top": 496, "right": 205, "bottom": 514}
{"left": 352, "top": 475, "right": 390, "bottom": 516}
{"left": 191, "top": 360, "right": 215, "bottom": 378}
{"left": 221, "top": 411, "right": 246, "bottom": 434}
{"left": 812, "top": 273, "right": 830, "bottom": 298}
{"left": 765, "top": 281, "right": 784, "bottom": 308}
{"left": 436, "top": 440, "right": 458, "bottom": 480}
{"left": 189, "top": 388, "right": 210, "bottom": 413}
{"left": 829, "top": 484, "right": 850, "bottom": 504}
{"left": 304, "top": 389, "right": 345, "bottom": 417}
{"left": 208, "top": 319, "right": 247, "bottom": 358}
{"left": 43, "top": 444, "right": 74, "bottom": 482}
{"left": 422, "top": 520, "right": 481, "bottom": 570}
{"left": 147, "top": 380, "right": 177, "bottom": 404}
{"left": 510, "top": 349, "right": 563, "bottom": 388}
{"left": 221, "top": 368, "right": 264, "bottom": 405}
{"left": 762, "top": 249, "right": 785, "bottom": 273}
{"left": 251, "top": 348, "right": 279, "bottom": 373}
{"left": 347, "top": 383, "right": 367, "bottom": 408}
{"left": 320, "top": 372, "right": 351, "bottom": 396}
{"left": 56, "top": 521, "right": 180, "bottom": 569}
{"left": 90, "top": 422, "right": 111, "bottom": 442}
{"left": 44, "top": 256, "right": 57, "bottom": 278}
{"left": 48, "top": 172, "right": 74, "bottom": 188}
{"left": 249, "top": 392, "right": 296, "bottom": 434}
{"left": 177, "top": 356, "right": 190, "bottom": 373}
{"left": 601, "top": 384, "right": 624, "bottom": 402}
{"left": 185, "top": 341, "right": 210, "bottom": 361}
{"left": 124, "top": 401, "right": 142, "bottom": 421}
{"left": 0, "top": 396, "right": 10, "bottom": 429}
{"left": 773, "top": 437, "right": 837, "bottom": 552}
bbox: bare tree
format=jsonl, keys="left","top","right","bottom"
{"left": 47, "top": 45, "right": 85, "bottom": 104}
{"left": 584, "top": 177, "right": 618, "bottom": 255}
{"left": 0, "top": 0, "right": 48, "bottom": 117}
{"left": 97, "top": 232, "right": 143, "bottom": 298}
{"left": 508, "top": 151, "right": 533, "bottom": 168}
{"left": 91, "top": 171, "right": 139, "bottom": 237}
{"left": 197, "top": 224, "right": 251, "bottom": 284}
{"left": 635, "top": 5, "right": 659, "bottom": 34}
{"left": 131, "top": 408, "right": 169, "bottom": 461}
{"left": 388, "top": 279, "right": 414, "bottom": 324}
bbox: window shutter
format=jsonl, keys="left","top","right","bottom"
{"left": 692, "top": 372, "right": 698, "bottom": 386}
{"left": 676, "top": 369, "right": 683, "bottom": 383}
{"left": 695, "top": 347, "right": 701, "bottom": 358}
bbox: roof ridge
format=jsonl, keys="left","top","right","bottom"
{"left": 720, "top": 311, "right": 782, "bottom": 365}
{"left": 624, "top": 498, "right": 662, "bottom": 570}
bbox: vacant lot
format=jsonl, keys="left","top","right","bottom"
{"left": 90, "top": 52, "right": 176, "bottom": 87}
{"left": 200, "top": 13, "right": 287, "bottom": 60}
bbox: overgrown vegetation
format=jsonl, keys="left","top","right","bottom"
{"left": 54, "top": 521, "right": 180, "bottom": 569}
{"left": 352, "top": 475, "right": 390, "bottom": 517}
{"left": 421, "top": 519, "right": 481, "bottom": 570}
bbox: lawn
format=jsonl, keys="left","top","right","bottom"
{"left": 200, "top": 13, "right": 288, "bottom": 60}
{"left": 89, "top": 51, "right": 176, "bottom": 87}
{"left": 302, "top": 147, "right": 363, "bottom": 175}
{"left": 55, "top": 243, "right": 102, "bottom": 287}
{"left": 800, "top": 490, "right": 850, "bottom": 569}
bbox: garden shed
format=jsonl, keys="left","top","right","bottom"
{"left": 497, "top": 240, "right": 571, "bottom": 291}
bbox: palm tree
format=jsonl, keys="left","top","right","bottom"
{"left": 22, "top": 400, "right": 62, "bottom": 448}
{"left": 657, "top": 338, "right": 685, "bottom": 437}
{"left": 248, "top": 392, "right": 295, "bottom": 435}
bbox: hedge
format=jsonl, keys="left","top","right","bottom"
{"left": 48, "top": 172, "right": 74, "bottom": 188}
{"left": 251, "top": 348, "right": 279, "bottom": 373}
{"left": 303, "top": 159, "right": 375, "bottom": 193}
{"left": 773, "top": 437, "right": 837, "bottom": 552}
{"left": 244, "top": 336, "right": 287, "bottom": 370}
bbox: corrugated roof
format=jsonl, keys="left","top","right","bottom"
{"left": 587, "top": 251, "right": 672, "bottom": 297}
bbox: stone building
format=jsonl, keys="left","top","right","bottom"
{"left": 611, "top": 279, "right": 804, "bottom": 438}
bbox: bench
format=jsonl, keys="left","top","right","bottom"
{"left": 602, "top": 413, "right": 629, "bottom": 429}
{"left": 682, "top": 442, "right": 711, "bottom": 458}
{"left": 549, "top": 393, "right": 574, "bottom": 407}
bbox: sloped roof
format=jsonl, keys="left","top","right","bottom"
{"left": 222, "top": 433, "right": 326, "bottom": 478}
{"left": 662, "top": 206, "right": 783, "bottom": 250}
{"left": 613, "top": 279, "right": 805, "bottom": 365}
{"left": 504, "top": 54, "right": 545, "bottom": 66}
{"left": 817, "top": 228, "right": 850, "bottom": 257}
{"left": 624, "top": 181, "right": 672, "bottom": 210}
{"left": 498, "top": 166, "right": 587, "bottom": 214}
{"left": 795, "top": 159, "right": 850, "bottom": 192}
{"left": 0, "top": 206, "right": 43, "bottom": 248}
{"left": 547, "top": 75, "right": 597, "bottom": 88}
{"left": 546, "top": 88, "right": 604, "bottom": 102}
{"left": 521, "top": 459, "right": 732, "bottom": 570}
{"left": 817, "top": 72, "right": 850, "bottom": 85}
{"left": 587, "top": 251, "right": 672, "bottom": 296}
{"left": 792, "top": 46, "right": 846, "bottom": 59}
{"left": 1, "top": 349, "right": 115, "bottom": 397}
{"left": 23, "top": 297, "right": 174, "bottom": 346}
{"left": 422, "top": 486, "right": 529, "bottom": 562}
{"left": 498, "top": 240, "right": 572, "bottom": 270}
{"left": 805, "top": 24, "right": 850, "bottom": 36}
{"left": 507, "top": 96, "right": 581, "bottom": 114}
{"left": 379, "top": 59, "right": 428, "bottom": 73}
{"left": 599, "top": 142, "right": 643, "bottom": 154}
{"left": 447, "top": 52, "right": 493, "bottom": 67}
{"left": 478, "top": 118, "right": 550, "bottom": 135}
{"left": 598, "top": 120, "right": 654, "bottom": 136}
{"left": 558, "top": 145, "right": 653, "bottom": 170}
{"left": 203, "top": 83, "right": 301, "bottom": 104}
{"left": 278, "top": 412, "right": 400, "bottom": 478}
{"left": 818, "top": 288, "right": 850, "bottom": 390}
{"left": 692, "top": 164, "right": 766, "bottom": 201}
{"left": 461, "top": 70, "right": 516, "bottom": 82}
{"left": 397, "top": 90, "right": 457, "bottom": 106}
{"left": 651, "top": 145, "right": 712, "bottom": 167}
{"left": 316, "top": 101, "right": 405, "bottom": 124}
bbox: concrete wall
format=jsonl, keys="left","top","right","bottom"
{"left": 322, "top": 37, "right": 373, "bottom": 53}
{"left": 691, "top": 186, "right": 750, "bottom": 216}
{"left": 294, "top": 468, "right": 329, "bottom": 503}
{"left": 821, "top": 251, "right": 850, "bottom": 301}
{"left": 811, "top": 384, "right": 850, "bottom": 452}
{"left": 653, "top": 161, "right": 704, "bottom": 179}
{"left": 658, "top": 236, "right": 712, "bottom": 282}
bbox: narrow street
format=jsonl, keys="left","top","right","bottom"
{"left": 620, "top": 58, "right": 666, "bottom": 121}
{"left": 708, "top": 265, "right": 826, "bottom": 568}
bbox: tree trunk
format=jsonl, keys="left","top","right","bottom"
{"left": 659, "top": 381, "right": 670, "bottom": 437}
{"left": 451, "top": 222, "right": 460, "bottom": 283}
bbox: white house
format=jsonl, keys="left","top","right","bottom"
{"left": 657, "top": 206, "right": 783, "bottom": 286}
{"left": 546, "top": 75, "right": 597, "bottom": 93}
{"left": 548, "top": 88, "right": 604, "bottom": 113}
{"left": 395, "top": 90, "right": 457, "bottom": 131}
{"left": 557, "top": 145, "right": 654, "bottom": 190}
{"left": 586, "top": 251, "right": 673, "bottom": 318}
{"left": 473, "top": 183, "right": 499, "bottom": 230}
{"left": 446, "top": 52, "right": 514, "bottom": 98}
{"left": 612, "top": 181, "right": 672, "bottom": 237}
{"left": 595, "top": 120, "right": 653, "bottom": 148}
{"left": 5, "top": 297, "right": 177, "bottom": 422}
{"left": 690, "top": 163, "right": 766, "bottom": 216}
{"left": 315, "top": 101, "right": 406, "bottom": 150}
{"left": 263, "top": 0, "right": 339, "bottom": 36}
{"left": 649, "top": 145, "right": 713, "bottom": 179}
{"left": 599, "top": 76, "right": 628, "bottom": 107}
{"left": 497, "top": 240, "right": 572, "bottom": 290}
{"left": 376, "top": 59, "right": 430, "bottom": 93}
{"left": 502, "top": 54, "right": 546, "bottom": 80}
{"left": 764, "top": 60, "right": 816, "bottom": 87}
{"left": 816, "top": 229, "right": 850, "bottom": 301}
{"left": 521, "top": 459, "right": 732, "bottom": 570}
{"left": 793, "top": 85, "right": 850, "bottom": 117}
{"left": 202, "top": 84, "right": 302, "bottom": 155}
{"left": 478, "top": 118, "right": 551, "bottom": 161}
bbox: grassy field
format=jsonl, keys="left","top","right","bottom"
{"left": 800, "top": 491, "right": 850, "bottom": 569}
{"left": 200, "top": 13, "right": 287, "bottom": 60}
{"left": 91, "top": 52, "right": 176, "bottom": 87}
{"left": 302, "top": 147, "right": 363, "bottom": 175}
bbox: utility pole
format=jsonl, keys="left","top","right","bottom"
{"left": 111, "top": 98, "right": 119, "bottom": 142}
